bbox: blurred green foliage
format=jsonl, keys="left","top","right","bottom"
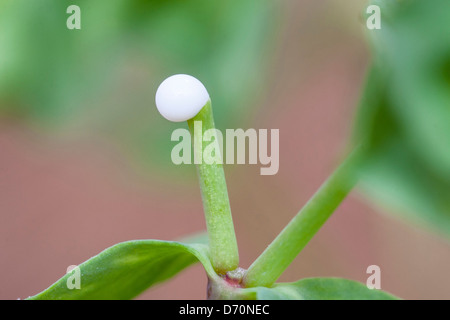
{"left": 0, "top": 0, "right": 278, "bottom": 172}
{"left": 2, "top": 0, "right": 449, "bottom": 237}
{"left": 355, "top": 0, "right": 450, "bottom": 236}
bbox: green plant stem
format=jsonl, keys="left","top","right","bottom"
{"left": 187, "top": 101, "right": 239, "bottom": 274}
{"left": 243, "top": 147, "right": 363, "bottom": 288}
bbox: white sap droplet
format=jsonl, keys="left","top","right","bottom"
{"left": 155, "top": 74, "right": 210, "bottom": 122}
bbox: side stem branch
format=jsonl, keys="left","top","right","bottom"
{"left": 243, "top": 147, "right": 363, "bottom": 287}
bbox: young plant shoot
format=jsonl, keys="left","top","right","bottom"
{"left": 155, "top": 74, "right": 239, "bottom": 274}
{"left": 27, "top": 75, "right": 397, "bottom": 301}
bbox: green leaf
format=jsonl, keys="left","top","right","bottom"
{"left": 245, "top": 278, "right": 398, "bottom": 300}
{"left": 28, "top": 234, "right": 216, "bottom": 300}
{"left": 354, "top": 0, "right": 450, "bottom": 236}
